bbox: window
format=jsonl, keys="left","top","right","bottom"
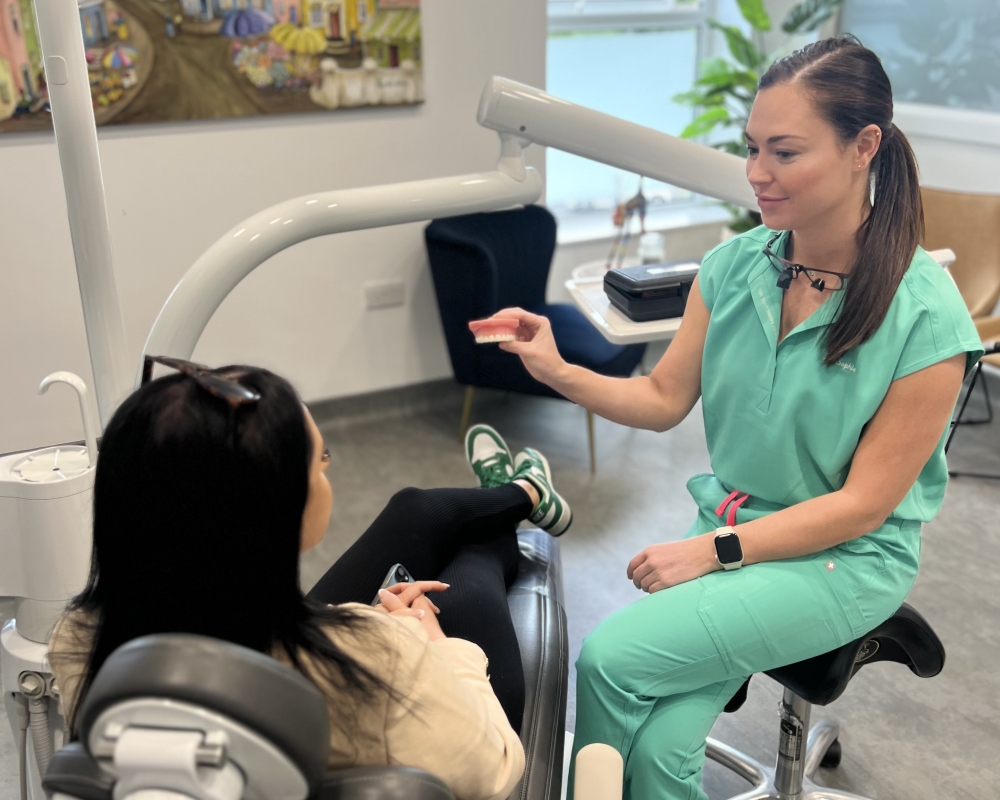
{"left": 10, "top": 4, "right": 20, "bottom": 36}
{"left": 840, "top": 0, "right": 1000, "bottom": 113}
{"left": 546, "top": 0, "right": 713, "bottom": 220}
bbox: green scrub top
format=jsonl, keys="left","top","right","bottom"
{"left": 695, "top": 226, "right": 984, "bottom": 524}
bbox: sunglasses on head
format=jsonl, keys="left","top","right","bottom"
{"left": 141, "top": 355, "right": 262, "bottom": 409}
{"left": 141, "top": 356, "right": 332, "bottom": 463}
{"left": 763, "top": 233, "right": 849, "bottom": 293}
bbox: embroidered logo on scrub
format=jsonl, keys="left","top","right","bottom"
{"left": 835, "top": 360, "right": 857, "bottom": 373}
{"left": 757, "top": 287, "right": 777, "bottom": 335}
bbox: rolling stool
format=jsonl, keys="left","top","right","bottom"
{"left": 705, "top": 603, "right": 945, "bottom": 800}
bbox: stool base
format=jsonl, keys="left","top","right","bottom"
{"left": 707, "top": 689, "right": 874, "bottom": 800}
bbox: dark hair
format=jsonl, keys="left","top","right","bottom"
{"left": 759, "top": 35, "right": 924, "bottom": 365}
{"left": 64, "top": 366, "right": 389, "bottom": 732}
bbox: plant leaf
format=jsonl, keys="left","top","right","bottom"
{"left": 680, "top": 106, "right": 731, "bottom": 139}
{"left": 709, "top": 20, "right": 764, "bottom": 70}
{"left": 672, "top": 89, "right": 727, "bottom": 106}
{"left": 716, "top": 141, "right": 749, "bottom": 157}
{"left": 736, "top": 0, "right": 771, "bottom": 31}
{"left": 781, "top": 0, "right": 843, "bottom": 34}
{"left": 696, "top": 59, "right": 758, "bottom": 92}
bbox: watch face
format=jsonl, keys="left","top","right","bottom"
{"left": 716, "top": 532, "right": 743, "bottom": 564}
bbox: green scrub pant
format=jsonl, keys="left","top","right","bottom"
{"left": 569, "top": 476, "right": 921, "bottom": 800}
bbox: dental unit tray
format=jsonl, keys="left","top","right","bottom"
{"left": 603, "top": 260, "right": 701, "bottom": 322}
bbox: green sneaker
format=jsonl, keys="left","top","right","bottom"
{"left": 513, "top": 448, "right": 572, "bottom": 536}
{"left": 465, "top": 424, "right": 515, "bottom": 488}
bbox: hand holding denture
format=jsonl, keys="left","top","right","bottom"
{"left": 471, "top": 308, "right": 567, "bottom": 385}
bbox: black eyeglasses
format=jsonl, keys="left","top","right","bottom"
{"left": 763, "top": 233, "right": 849, "bottom": 293}
{"left": 141, "top": 355, "right": 262, "bottom": 409}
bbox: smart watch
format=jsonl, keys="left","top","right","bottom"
{"left": 714, "top": 526, "right": 744, "bottom": 571}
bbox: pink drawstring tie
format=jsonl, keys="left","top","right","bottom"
{"left": 715, "top": 490, "right": 750, "bottom": 527}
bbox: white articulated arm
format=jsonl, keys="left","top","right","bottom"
{"left": 140, "top": 78, "right": 758, "bottom": 375}
{"left": 478, "top": 77, "right": 760, "bottom": 211}
{"left": 137, "top": 167, "right": 542, "bottom": 383}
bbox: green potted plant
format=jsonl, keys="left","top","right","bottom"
{"left": 674, "top": 0, "right": 844, "bottom": 233}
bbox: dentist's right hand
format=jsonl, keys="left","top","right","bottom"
{"left": 493, "top": 308, "right": 568, "bottom": 387}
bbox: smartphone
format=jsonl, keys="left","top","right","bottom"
{"left": 371, "top": 562, "right": 415, "bottom": 606}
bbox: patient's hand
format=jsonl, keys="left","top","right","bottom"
{"left": 376, "top": 581, "right": 448, "bottom": 641}
{"left": 627, "top": 535, "right": 719, "bottom": 593}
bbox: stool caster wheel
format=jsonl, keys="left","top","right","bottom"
{"left": 820, "top": 738, "right": 842, "bottom": 769}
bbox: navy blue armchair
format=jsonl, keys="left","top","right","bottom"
{"left": 424, "top": 205, "right": 645, "bottom": 472}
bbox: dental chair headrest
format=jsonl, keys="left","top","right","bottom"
{"left": 77, "top": 634, "right": 331, "bottom": 793}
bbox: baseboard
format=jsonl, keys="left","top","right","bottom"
{"left": 307, "top": 379, "right": 467, "bottom": 430}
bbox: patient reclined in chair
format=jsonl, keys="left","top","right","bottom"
{"left": 43, "top": 530, "right": 568, "bottom": 800}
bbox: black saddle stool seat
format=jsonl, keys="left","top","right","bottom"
{"left": 708, "top": 603, "right": 946, "bottom": 800}
{"left": 765, "top": 602, "right": 945, "bottom": 705}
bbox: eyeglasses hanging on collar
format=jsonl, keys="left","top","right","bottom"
{"left": 762, "top": 232, "right": 849, "bottom": 293}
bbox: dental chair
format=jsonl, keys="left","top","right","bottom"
{"left": 707, "top": 603, "right": 945, "bottom": 800}
{"left": 41, "top": 529, "right": 567, "bottom": 800}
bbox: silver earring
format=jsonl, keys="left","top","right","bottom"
{"left": 869, "top": 172, "right": 876, "bottom": 206}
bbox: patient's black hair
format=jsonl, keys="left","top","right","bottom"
{"left": 63, "top": 366, "right": 391, "bottom": 733}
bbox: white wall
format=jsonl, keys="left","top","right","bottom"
{"left": 0, "top": 0, "right": 546, "bottom": 454}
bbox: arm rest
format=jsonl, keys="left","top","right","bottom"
{"left": 42, "top": 742, "right": 113, "bottom": 800}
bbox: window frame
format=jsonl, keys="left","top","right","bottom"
{"left": 545, "top": 0, "right": 722, "bottom": 223}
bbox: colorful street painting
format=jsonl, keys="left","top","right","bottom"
{"left": 0, "top": 0, "right": 422, "bottom": 131}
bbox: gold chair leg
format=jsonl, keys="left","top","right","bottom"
{"left": 459, "top": 386, "right": 476, "bottom": 443}
{"left": 586, "top": 409, "right": 596, "bottom": 475}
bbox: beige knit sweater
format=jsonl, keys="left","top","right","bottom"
{"left": 48, "top": 603, "right": 524, "bottom": 800}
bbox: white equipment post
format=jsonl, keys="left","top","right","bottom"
{"left": 32, "top": 0, "right": 131, "bottom": 429}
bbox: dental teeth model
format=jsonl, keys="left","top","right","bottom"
{"left": 469, "top": 318, "right": 520, "bottom": 344}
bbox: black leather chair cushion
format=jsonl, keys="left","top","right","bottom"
{"left": 507, "top": 530, "right": 568, "bottom": 800}
{"left": 319, "top": 767, "right": 453, "bottom": 800}
{"left": 765, "top": 603, "right": 945, "bottom": 706}
{"left": 42, "top": 742, "right": 113, "bottom": 800}
{"left": 77, "top": 633, "right": 331, "bottom": 793}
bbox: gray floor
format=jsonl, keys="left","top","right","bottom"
{"left": 2, "top": 376, "right": 999, "bottom": 799}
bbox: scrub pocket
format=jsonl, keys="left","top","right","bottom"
{"left": 825, "top": 523, "right": 920, "bottom": 638}
{"left": 696, "top": 560, "right": 854, "bottom": 678}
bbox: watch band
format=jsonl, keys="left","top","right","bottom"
{"left": 714, "top": 526, "right": 744, "bottom": 571}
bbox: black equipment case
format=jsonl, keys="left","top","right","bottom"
{"left": 603, "top": 261, "right": 701, "bottom": 322}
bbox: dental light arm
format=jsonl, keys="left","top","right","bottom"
{"left": 138, "top": 77, "right": 758, "bottom": 376}
{"left": 138, "top": 166, "right": 544, "bottom": 382}
{"left": 478, "top": 78, "right": 758, "bottom": 210}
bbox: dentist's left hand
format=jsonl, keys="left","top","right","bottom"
{"left": 627, "top": 535, "right": 719, "bottom": 593}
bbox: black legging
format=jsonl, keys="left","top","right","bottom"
{"left": 307, "top": 483, "right": 533, "bottom": 732}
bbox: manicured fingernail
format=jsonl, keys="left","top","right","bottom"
{"left": 379, "top": 589, "right": 390, "bottom": 599}
{"left": 440, "top": 583, "right": 451, "bottom": 588}
{"left": 416, "top": 609, "right": 425, "bottom": 618}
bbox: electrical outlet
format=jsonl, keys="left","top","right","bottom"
{"left": 364, "top": 279, "right": 405, "bottom": 310}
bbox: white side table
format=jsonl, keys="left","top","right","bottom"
{"left": 565, "top": 258, "right": 683, "bottom": 346}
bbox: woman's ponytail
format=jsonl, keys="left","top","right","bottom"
{"left": 826, "top": 124, "right": 924, "bottom": 365}
{"left": 759, "top": 37, "right": 925, "bottom": 365}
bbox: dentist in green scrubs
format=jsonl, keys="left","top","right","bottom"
{"left": 489, "top": 36, "right": 983, "bottom": 800}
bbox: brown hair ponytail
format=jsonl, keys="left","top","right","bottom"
{"left": 759, "top": 36, "right": 925, "bottom": 365}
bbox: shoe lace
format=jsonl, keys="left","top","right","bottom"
{"left": 477, "top": 455, "right": 511, "bottom": 488}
